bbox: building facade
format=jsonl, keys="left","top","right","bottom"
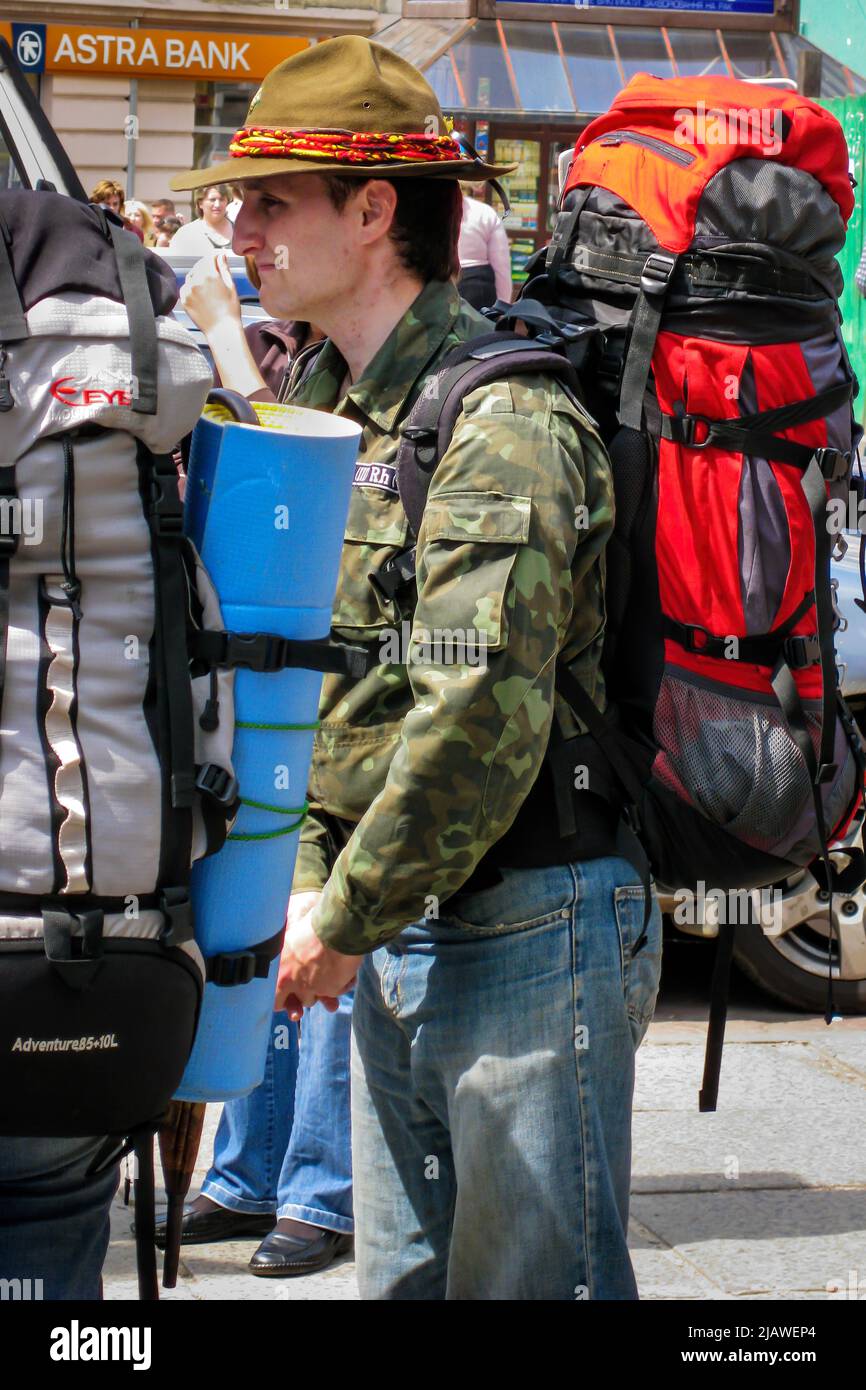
{"left": 0, "top": 1, "right": 396, "bottom": 207}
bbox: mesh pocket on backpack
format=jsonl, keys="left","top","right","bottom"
{"left": 652, "top": 667, "right": 820, "bottom": 852}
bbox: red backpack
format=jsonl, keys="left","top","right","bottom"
{"left": 391, "top": 77, "right": 866, "bottom": 1103}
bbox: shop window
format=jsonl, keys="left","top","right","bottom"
{"left": 722, "top": 31, "right": 781, "bottom": 82}
{"left": 495, "top": 135, "right": 542, "bottom": 282}
{"left": 667, "top": 28, "right": 727, "bottom": 78}
{"left": 450, "top": 22, "right": 517, "bottom": 112}
{"left": 501, "top": 23, "right": 572, "bottom": 113}
{"left": 193, "top": 80, "right": 257, "bottom": 169}
{"left": 558, "top": 25, "right": 621, "bottom": 118}
{"left": 614, "top": 27, "right": 675, "bottom": 84}
{"left": 426, "top": 53, "right": 462, "bottom": 111}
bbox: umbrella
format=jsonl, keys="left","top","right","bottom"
{"left": 158, "top": 1099, "right": 207, "bottom": 1288}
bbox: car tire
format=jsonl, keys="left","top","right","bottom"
{"left": 733, "top": 918, "right": 866, "bottom": 1014}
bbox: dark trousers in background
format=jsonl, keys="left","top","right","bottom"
{"left": 457, "top": 264, "right": 498, "bottom": 312}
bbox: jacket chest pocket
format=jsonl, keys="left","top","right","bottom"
{"left": 331, "top": 485, "right": 411, "bottom": 636}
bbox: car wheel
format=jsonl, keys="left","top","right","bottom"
{"left": 732, "top": 868, "right": 866, "bottom": 1013}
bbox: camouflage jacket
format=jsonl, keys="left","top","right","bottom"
{"left": 284, "top": 278, "right": 614, "bottom": 955}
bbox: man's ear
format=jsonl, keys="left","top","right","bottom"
{"left": 357, "top": 179, "right": 398, "bottom": 242}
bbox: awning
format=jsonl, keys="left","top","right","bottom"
{"left": 374, "top": 17, "right": 866, "bottom": 119}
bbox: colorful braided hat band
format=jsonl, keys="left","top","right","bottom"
{"left": 229, "top": 127, "right": 465, "bottom": 166}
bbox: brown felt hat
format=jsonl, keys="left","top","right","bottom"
{"left": 170, "top": 36, "right": 514, "bottom": 191}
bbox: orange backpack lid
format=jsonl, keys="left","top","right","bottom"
{"left": 564, "top": 74, "right": 854, "bottom": 253}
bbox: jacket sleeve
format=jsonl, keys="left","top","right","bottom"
{"left": 291, "top": 805, "right": 333, "bottom": 894}
{"left": 311, "top": 380, "right": 613, "bottom": 954}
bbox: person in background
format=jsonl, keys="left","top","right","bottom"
{"left": 226, "top": 184, "right": 244, "bottom": 223}
{"left": 124, "top": 199, "right": 157, "bottom": 248}
{"left": 151, "top": 196, "right": 182, "bottom": 233}
{"left": 89, "top": 179, "right": 143, "bottom": 241}
{"left": 154, "top": 214, "right": 182, "bottom": 249}
{"left": 457, "top": 178, "right": 513, "bottom": 311}
{"left": 168, "top": 184, "right": 233, "bottom": 258}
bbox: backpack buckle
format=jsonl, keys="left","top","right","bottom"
{"left": 783, "top": 633, "right": 821, "bottom": 668}
{"left": 223, "top": 631, "right": 288, "bottom": 671}
{"left": 640, "top": 252, "right": 677, "bottom": 297}
{"left": 159, "top": 887, "right": 193, "bottom": 948}
{"left": 195, "top": 762, "right": 239, "bottom": 807}
{"left": 676, "top": 413, "right": 713, "bottom": 449}
{"left": 680, "top": 622, "right": 714, "bottom": 653}
{"left": 207, "top": 949, "right": 257, "bottom": 987}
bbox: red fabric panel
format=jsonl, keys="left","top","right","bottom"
{"left": 652, "top": 332, "right": 825, "bottom": 698}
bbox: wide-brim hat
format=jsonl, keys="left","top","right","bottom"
{"left": 170, "top": 36, "right": 515, "bottom": 191}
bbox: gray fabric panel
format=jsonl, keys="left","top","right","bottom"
{"left": 0, "top": 575, "right": 54, "bottom": 893}
{"left": 695, "top": 160, "right": 846, "bottom": 282}
{"left": 735, "top": 356, "right": 791, "bottom": 635}
{"left": 799, "top": 330, "right": 854, "bottom": 460}
{"left": 12, "top": 430, "right": 162, "bottom": 895}
{"left": 66, "top": 431, "right": 162, "bottom": 896}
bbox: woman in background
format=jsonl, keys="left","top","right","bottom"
{"left": 169, "top": 184, "right": 234, "bottom": 258}
{"left": 457, "top": 179, "right": 513, "bottom": 311}
{"left": 124, "top": 199, "right": 157, "bottom": 248}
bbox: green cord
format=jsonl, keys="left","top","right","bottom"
{"left": 235, "top": 720, "right": 320, "bottom": 731}
{"left": 227, "top": 799, "right": 309, "bottom": 842}
{"left": 225, "top": 721, "right": 319, "bottom": 838}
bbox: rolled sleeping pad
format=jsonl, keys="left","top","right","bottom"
{"left": 175, "top": 391, "right": 360, "bottom": 1101}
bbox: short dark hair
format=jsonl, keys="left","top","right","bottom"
{"left": 321, "top": 175, "right": 462, "bottom": 284}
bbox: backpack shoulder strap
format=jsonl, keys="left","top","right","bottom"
{"left": 396, "top": 331, "right": 588, "bottom": 540}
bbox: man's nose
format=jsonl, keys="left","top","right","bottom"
{"left": 232, "top": 201, "right": 262, "bottom": 257}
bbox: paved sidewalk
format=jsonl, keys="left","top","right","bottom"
{"left": 103, "top": 966, "right": 866, "bottom": 1301}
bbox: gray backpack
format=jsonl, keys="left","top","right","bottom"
{"left": 0, "top": 192, "right": 243, "bottom": 1200}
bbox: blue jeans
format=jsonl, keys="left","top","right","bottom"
{"left": 0, "top": 1136, "right": 119, "bottom": 1300}
{"left": 202, "top": 995, "right": 353, "bottom": 1234}
{"left": 351, "top": 856, "right": 662, "bottom": 1300}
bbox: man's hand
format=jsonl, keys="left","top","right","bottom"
{"left": 276, "top": 891, "right": 363, "bottom": 1021}
{"left": 179, "top": 252, "right": 242, "bottom": 336}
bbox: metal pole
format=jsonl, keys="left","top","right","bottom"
{"left": 126, "top": 18, "right": 138, "bottom": 198}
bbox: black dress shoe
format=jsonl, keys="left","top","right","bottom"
{"left": 248, "top": 1227, "right": 353, "bottom": 1277}
{"left": 153, "top": 1204, "right": 276, "bottom": 1249}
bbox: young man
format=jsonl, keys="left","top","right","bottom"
{"left": 173, "top": 35, "right": 662, "bottom": 1301}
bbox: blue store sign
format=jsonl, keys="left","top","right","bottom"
{"left": 12, "top": 23, "right": 47, "bottom": 73}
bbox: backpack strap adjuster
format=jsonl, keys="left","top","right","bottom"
{"left": 369, "top": 547, "right": 417, "bottom": 603}
{"left": 639, "top": 251, "right": 677, "bottom": 297}
{"left": 195, "top": 762, "right": 239, "bottom": 807}
{"left": 783, "top": 633, "right": 821, "bottom": 669}
{"left": 678, "top": 622, "right": 714, "bottom": 654}
{"left": 159, "top": 887, "right": 194, "bottom": 948}
{"left": 205, "top": 925, "right": 286, "bottom": 987}
{"left": 814, "top": 447, "right": 850, "bottom": 482}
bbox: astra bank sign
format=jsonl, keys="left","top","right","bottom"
{"left": 0, "top": 23, "right": 309, "bottom": 81}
